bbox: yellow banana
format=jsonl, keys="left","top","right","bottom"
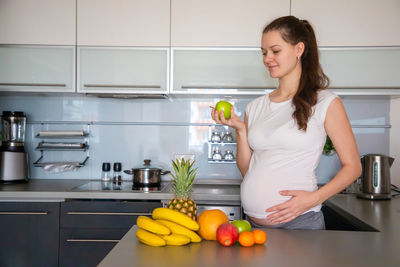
{"left": 162, "top": 233, "right": 191, "bottom": 246}
{"left": 152, "top": 208, "right": 200, "bottom": 231}
{"left": 156, "top": 219, "right": 202, "bottom": 242}
{"left": 136, "top": 215, "right": 171, "bottom": 235}
{"left": 136, "top": 228, "right": 166, "bottom": 247}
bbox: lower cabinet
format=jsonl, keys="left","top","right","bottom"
{"left": 59, "top": 228, "right": 128, "bottom": 267}
{"left": 321, "top": 204, "right": 377, "bottom": 232}
{"left": 59, "top": 200, "right": 162, "bottom": 267}
{"left": 0, "top": 202, "right": 60, "bottom": 267}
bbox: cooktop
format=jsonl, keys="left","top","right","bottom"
{"left": 73, "top": 181, "right": 169, "bottom": 193}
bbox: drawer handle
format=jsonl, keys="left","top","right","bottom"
{"left": 0, "top": 83, "right": 66, "bottom": 87}
{"left": 0, "top": 212, "right": 48, "bottom": 215}
{"left": 66, "top": 212, "right": 151, "bottom": 216}
{"left": 66, "top": 239, "right": 119, "bottom": 243}
{"left": 84, "top": 84, "right": 161, "bottom": 89}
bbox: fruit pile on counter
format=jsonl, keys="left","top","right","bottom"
{"left": 135, "top": 207, "right": 266, "bottom": 248}
{"left": 135, "top": 157, "right": 265, "bottom": 248}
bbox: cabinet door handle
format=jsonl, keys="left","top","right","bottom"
{"left": 66, "top": 239, "right": 119, "bottom": 243}
{"left": 0, "top": 83, "right": 66, "bottom": 87}
{"left": 84, "top": 84, "right": 161, "bottom": 89}
{"left": 0, "top": 212, "right": 48, "bottom": 215}
{"left": 181, "top": 85, "right": 272, "bottom": 90}
{"left": 66, "top": 212, "right": 151, "bottom": 216}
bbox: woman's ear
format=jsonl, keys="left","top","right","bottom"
{"left": 296, "top": 42, "right": 305, "bottom": 58}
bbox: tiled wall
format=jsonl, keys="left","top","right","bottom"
{"left": 0, "top": 93, "right": 390, "bottom": 183}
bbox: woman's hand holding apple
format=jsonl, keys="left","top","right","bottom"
{"left": 211, "top": 106, "right": 245, "bottom": 132}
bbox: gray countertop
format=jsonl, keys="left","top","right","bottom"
{"left": 0, "top": 179, "right": 241, "bottom": 203}
{"left": 99, "top": 195, "right": 400, "bottom": 267}
{"left": 2, "top": 179, "right": 399, "bottom": 266}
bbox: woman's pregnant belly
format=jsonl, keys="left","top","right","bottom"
{"left": 241, "top": 165, "right": 317, "bottom": 220}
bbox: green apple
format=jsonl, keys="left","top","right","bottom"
{"left": 231, "top": 220, "right": 252, "bottom": 234}
{"left": 215, "top": 101, "right": 233, "bottom": 120}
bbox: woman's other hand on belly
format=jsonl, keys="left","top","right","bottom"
{"left": 265, "top": 190, "right": 321, "bottom": 224}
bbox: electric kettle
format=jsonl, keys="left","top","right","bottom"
{"left": 357, "top": 154, "right": 394, "bottom": 200}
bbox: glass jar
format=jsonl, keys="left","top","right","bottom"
{"left": 101, "top": 162, "right": 111, "bottom": 182}
{"left": 224, "top": 150, "right": 235, "bottom": 161}
{"left": 212, "top": 147, "right": 223, "bottom": 161}
{"left": 222, "top": 131, "right": 233, "bottom": 143}
{"left": 210, "top": 131, "right": 221, "bottom": 142}
{"left": 113, "top": 162, "right": 122, "bottom": 185}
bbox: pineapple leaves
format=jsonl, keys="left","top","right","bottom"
{"left": 170, "top": 158, "right": 197, "bottom": 198}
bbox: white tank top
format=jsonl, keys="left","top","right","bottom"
{"left": 241, "top": 89, "right": 338, "bottom": 218}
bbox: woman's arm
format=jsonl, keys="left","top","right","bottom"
{"left": 266, "top": 97, "right": 362, "bottom": 224}
{"left": 211, "top": 107, "right": 253, "bottom": 177}
{"left": 314, "top": 97, "right": 362, "bottom": 203}
{"left": 235, "top": 114, "right": 253, "bottom": 177}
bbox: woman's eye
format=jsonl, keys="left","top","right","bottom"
{"left": 273, "top": 50, "right": 280, "bottom": 54}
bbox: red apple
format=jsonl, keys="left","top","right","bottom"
{"left": 216, "top": 222, "right": 239, "bottom": 247}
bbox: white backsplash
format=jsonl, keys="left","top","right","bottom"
{"left": 0, "top": 94, "right": 390, "bottom": 183}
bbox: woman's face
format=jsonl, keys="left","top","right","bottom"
{"left": 261, "top": 30, "right": 303, "bottom": 79}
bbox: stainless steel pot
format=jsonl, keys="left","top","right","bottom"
{"left": 124, "top": 159, "right": 170, "bottom": 186}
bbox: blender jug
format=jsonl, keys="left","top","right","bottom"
{"left": 0, "top": 111, "right": 29, "bottom": 183}
{"left": 1, "top": 111, "right": 26, "bottom": 152}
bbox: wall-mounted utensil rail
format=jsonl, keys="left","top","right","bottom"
{"left": 33, "top": 155, "right": 89, "bottom": 167}
{"left": 25, "top": 121, "right": 392, "bottom": 128}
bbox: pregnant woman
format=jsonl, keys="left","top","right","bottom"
{"left": 211, "top": 16, "right": 361, "bottom": 230}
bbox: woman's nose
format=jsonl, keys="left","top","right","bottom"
{"left": 264, "top": 55, "right": 273, "bottom": 64}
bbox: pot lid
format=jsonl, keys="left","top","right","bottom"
{"left": 133, "top": 159, "right": 162, "bottom": 171}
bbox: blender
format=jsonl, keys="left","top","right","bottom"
{"left": 0, "top": 111, "right": 29, "bottom": 183}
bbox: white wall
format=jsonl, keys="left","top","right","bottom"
{"left": 390, "top": 98, "right": 400, "bottom": 187}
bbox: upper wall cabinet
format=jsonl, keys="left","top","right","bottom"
{"left": 291, "top": 0, "right": 400, "bottom": 46}
{"left": 0, "top": 0, "right": 76, "bottom": 45}
{"left": 0, "top": 45, "right": 75, "bottom": 93}
{"left": 78, "top": 47, "right": 168, "bottom": 94}
{"left": 171, "top": 48, "right": 277, "bottom": 95}
{"left": 77, "top": 0, "right": 170, "bottom": 46}
{"left": 171, "top": 0, "right": 290, "bottom": 47}
{"left": 320, "top": 47, "right": 400, "bottom": 94}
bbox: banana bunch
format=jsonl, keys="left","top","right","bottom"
{"left": 135, "top": 208, "right": 201, "bottom": 247}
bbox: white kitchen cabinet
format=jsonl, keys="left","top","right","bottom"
{"left": 291, "top": 0, "right": 400, "bottom": 46}
{"left": 171, "top": 48, "right": 277, "bottom": 95}
{"left": 0, "top": 0, "right": 76, "bottom": 45}
{"left": 78, "top": 47, "right": 169, "bottom": 94}
{"left": 171, "top": 0, "right": 290, "bottom": 47}
{"left": 77, "top": 0, "right": 170, "bottom": 46}
{"left": 320, "top": 47, "right": 400, "bottom": 94}
{"left": 0, "top": 45, "right": 75, "bottom": 93}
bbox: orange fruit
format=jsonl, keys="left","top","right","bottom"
{"left": 238, "top": 231, "right": 255, "bottom": 247}
{"left": 197, "top": 209, "right": 229, "bottom": 240}
{"left": 253, "top": 229, "right": 267, "bottom": 244}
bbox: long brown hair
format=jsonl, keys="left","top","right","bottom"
{"left": 263, "top": 16, "right": 329, "bottom": 131}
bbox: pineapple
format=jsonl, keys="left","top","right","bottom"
{"left": 167, "top": 158, "right": 198, "bottom": 220}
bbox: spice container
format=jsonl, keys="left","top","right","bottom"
{"left": 224, "top": 150, "right": 235, "bottom": 161}
{"left": 101, "top": 162, "right": 111, "bottom": 182}
{"left": 222, "top": 131, "right": 234, "bottom": 143}
{"left": 113, "top": 162, "right": 122, "bottom": 185}
{"left": 212, "top": 147, "right": 223, "bottom": 161}
{"left": 210, "top": 131, "right": 222, "bottom": 142}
